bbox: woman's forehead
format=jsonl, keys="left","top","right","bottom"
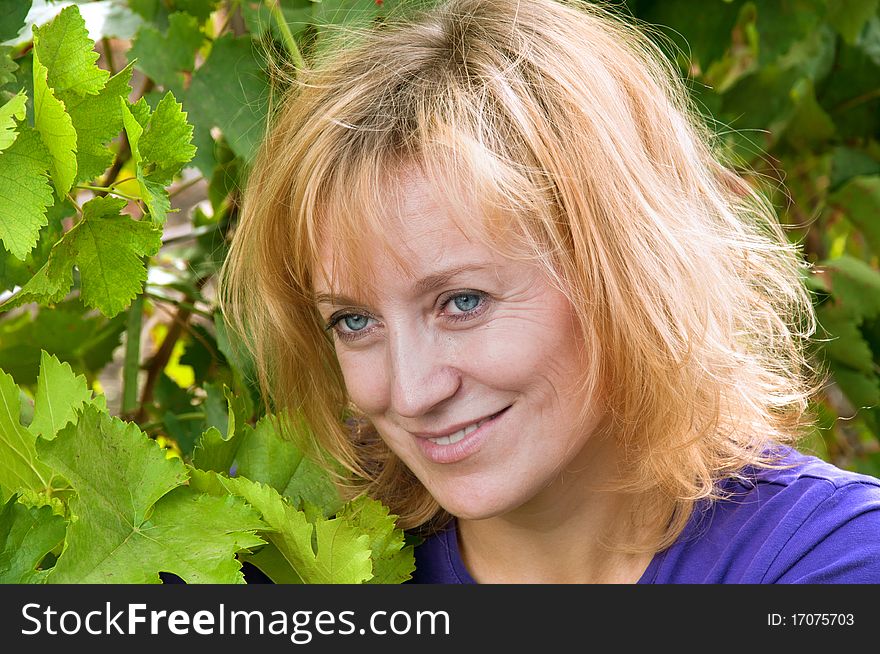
{"left": 311, "top": 216, "right": 501, "bottom": 300}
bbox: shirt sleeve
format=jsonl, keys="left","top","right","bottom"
{"left": 767, "top": 482, "right": 880, "bottom": 583}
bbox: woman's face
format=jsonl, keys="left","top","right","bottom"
{"left": 314, "top": 173, "right": 606, "bottom": 520}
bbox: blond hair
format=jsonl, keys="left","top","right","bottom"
{"left": 219, "top": 0, "right": 824, "bottom": 552}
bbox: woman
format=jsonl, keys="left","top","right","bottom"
{"left": 219, "top": 0, "right": 880, "bottom": 583}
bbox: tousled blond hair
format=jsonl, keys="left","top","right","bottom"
{"left": 219, "top": 0, "right": 824, "bottom": 552}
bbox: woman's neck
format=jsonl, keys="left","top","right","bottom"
{"left": 455, "top": 435, "right": 661, "bottom": 584}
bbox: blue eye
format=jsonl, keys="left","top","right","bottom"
{"left": 342, "top": 314, "right": 370, "bottom": 331}
{"left": 325, "top": 312, "right": 376, "bottom": 342}
{"left": 442, "top": 291, "right": 489, "bottom": 322}
{"left": 451, "top": 293, "right": 481, "bottom": 312}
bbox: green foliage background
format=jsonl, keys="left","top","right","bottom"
{"left": 0, "top": 0, "right": 879, "bottom": 581}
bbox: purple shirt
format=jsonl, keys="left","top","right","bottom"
{"left": 409, "top": 446, "right": 880, "bottom": 583}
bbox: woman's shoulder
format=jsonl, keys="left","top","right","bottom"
{"left": 644, "top": 444, "right": 880, "bottom": 583}
{"left": 406, "top": 445, "right": 880, "bottom": 584}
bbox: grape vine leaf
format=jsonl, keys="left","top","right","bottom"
{"left": 191, "top": 470, "right": 374, "bottom": 584}
{"left": 31, "top": 5, "right": 109, "bottom": 97}
{"left": 27, "top": 350, "right": 95, "bottom": 441}
{"left": 0, "top": 1, "right": 32, "bottom": 42}
{"left": 120, "top": 92, "right": 195, "bottom": 223}
{"left": 192, "top": 382, "right": 250, "bottom": 473}
{"left": 815, "top": 256, "right": 880, "bottom": 409}
{"left": 38, "top": 404, "right": 267, "bottom": 583}
{"left": 65, "top": 196, "right": 164, "bottom": 316}
{"left": 171, "top": 0, "right": 220, "bottom": 22}
{"left": 235, "top": 414, "right": 344, "bottom": 516}
{"left": 63, "top": 62, "right": 134, "bottom": 185}
{"left": 0, "top": 243, "right": 71, "bottom": 312}
{"left": 0, "top": 125, "right": 53, "bottom": 261}
{"left": 0, "top": 197, "right": 163, "bottom": 317}
{"left": 828, "top": 175, "right": 880, "bottom": 255}
{"left": 0, "top": 90, "right": 26, "bottom": 152}
{"left": 183, "top": 34, "right": 270, "bottom": 164}
{"left": 128, "top": 11, "right": 203, "bottom": 89}
{"left": 0, "top": 494, "right": 66, "bottom": 584}
{"left": 0, "top": 368, "right": 55, "bottom": 496}
{"left": 0, "top": 46, "right": 18, "bottom": 87}
{"left": 32, "top": 49, "right": 77, "bottom": 197}
{"left": 826, "top": 0, "right": 879, "bottom": 45}
{"left": 337, "top": 495, "right": 415, "bottom": 584}
{"left": 752, "top": 0, "right": 827, "bottom": 66}
{"left": 139, "top": 92, "right": 197, "bottom": 182}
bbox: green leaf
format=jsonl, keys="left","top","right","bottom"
{"left": 120, "top": 93, "right": 194, "bottom": 224}
{"left": 191, "top": 471, "right": 373, "bottom": 584}
{"left": 240, "top": 543, "right": 305, "bottom": 584}
{"left": 0, "top": 90, "right": 26, "bottom": 153}
{"left": 192, "top": 383, "right": 250, "bottom": 473}
{"left": 831, "top": 363, "right": 880, "bottom": 407}
{"left": 0, "top": 196, "right": 163, "bottom": 317}
{"left": 62, "top": 63, "right": 134, "bottom": 184}
{"left": 32, "top": 50, "right": 77, "bottom": 197}
{"left": 823, "top": 256, "right": 880, "bottom": 320}
{"left": 170, "top": 0, "right": 220, "bottom": 22}
{"left": 0, "top": 125, "right": 53, "bottom": 262}
{"left": 828, "top": 176, "right": 880, "bottom": 255}
{"left": 829, "top": 147, "right": 880, "bottom": 191}
{"left": 0, "top": 368, "right": 55, "bottom": 496}
{"left": 38, "top": 404, "right": 266, "bottom": 583}
{"left": 0, "top": 46, "right": 18, "bottom": 87}
{"left": 0, "top": 494, "right": 66, "bottom": 584}
{"left": 128, "top": 11, "right": 203, "bottom": 88}
{"left": 27, "top": 350, "right": 95, "bottom": 441}
{"left": 139, "top": 91, "right": 196, "bottom": 182}
{"left": 818, "top": 38, "right": 880, "bottom": 140}
{"left": 827, "top": 0, "right": 879, "bottom": 45}
{"left": 240, "top": 1, "right": 313, "bottom": 45}
{"left": 0, "top": 1, "right": 32, "bottom": 42}
{"left": 31, "top": 5, "right": 109, "bottom": 97}
{"left": 752, "top": 0, "right": 826, "bottom": 65}
{"left": 783, "top": 78, "right": 836, "bottom": 149}
{"left": 184, "top": 34, "right": 270, "bottom": 163}
{"left": 338, "top": 495, "right": 415, "bottom": 584}
{"left": 632, "top": 0, "right": 743, "bottom": 70}
{"left": 0, "top": 244, "right": 72, "bottom": 312}
{"left": 719, "top": 64, "right": 803, "bottom": 162}
{"left": 235, "top": 414, "right": 343, "bottom": 515}
{"left": 817, "top": 306, "right": 875, "bottom": 373}
{"left": 0, "top": 197, "right": 69, "bottom": 294}
{"left": 70, "top": 196, "right": 164, "bottom": 316}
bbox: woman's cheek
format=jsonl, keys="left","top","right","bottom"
{"left": 338, "top": 349, "right": 389, "bottom": 414}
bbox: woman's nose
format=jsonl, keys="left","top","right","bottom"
{"left": 387, "top": 326, "right": 460, "bottom": 419}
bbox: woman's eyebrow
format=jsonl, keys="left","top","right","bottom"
{"left": 314, "top": 263, "right": 494, "bottom": 306}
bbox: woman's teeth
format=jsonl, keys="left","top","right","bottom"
{"left": 428, "top": 416, "right": 491, "bottom": 445}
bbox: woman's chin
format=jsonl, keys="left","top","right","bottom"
{"left": 430, "top": 484, "right": 520, "bottom": 522}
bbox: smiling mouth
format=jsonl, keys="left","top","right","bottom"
{"left": 426, "top": 407, "right": 510, "bottom": 446}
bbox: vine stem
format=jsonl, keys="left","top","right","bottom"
{"left": 169, "top": 175, "right": 205, "bottom": 198}
{"left": 216, "top": 0, "right": 242, "bottom": 37}
{"left": 145, "top": 289, "right": 215, "bottom": 319}
{"left": 101, "top": 36, "right": 116, "bottom": 75}
{"left": 133, "top": 277, "right": 210, "bottom": 424}
{"left": 133, "top": 303, "right": 192, "bottom": 425}
{"left": 148, "top": 296, "right": 224, "bottom": 362}
{"left": 267, "top": 0, "right": 304, "bottom": 71}
{"left": 76, "top": 184, "right": 143, "bottom": 203}
{"left": 121, "top": 293, "right": 144, "bottom": 415}
{"left": 141, "top": 412, "right": 206, "bottom": 433}
{"left": 161, "top": 222, "right": 222, "bottom": 246}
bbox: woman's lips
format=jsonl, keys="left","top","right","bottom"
{"left": 414, "top": 406, "right": 511, "bottom": 464}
